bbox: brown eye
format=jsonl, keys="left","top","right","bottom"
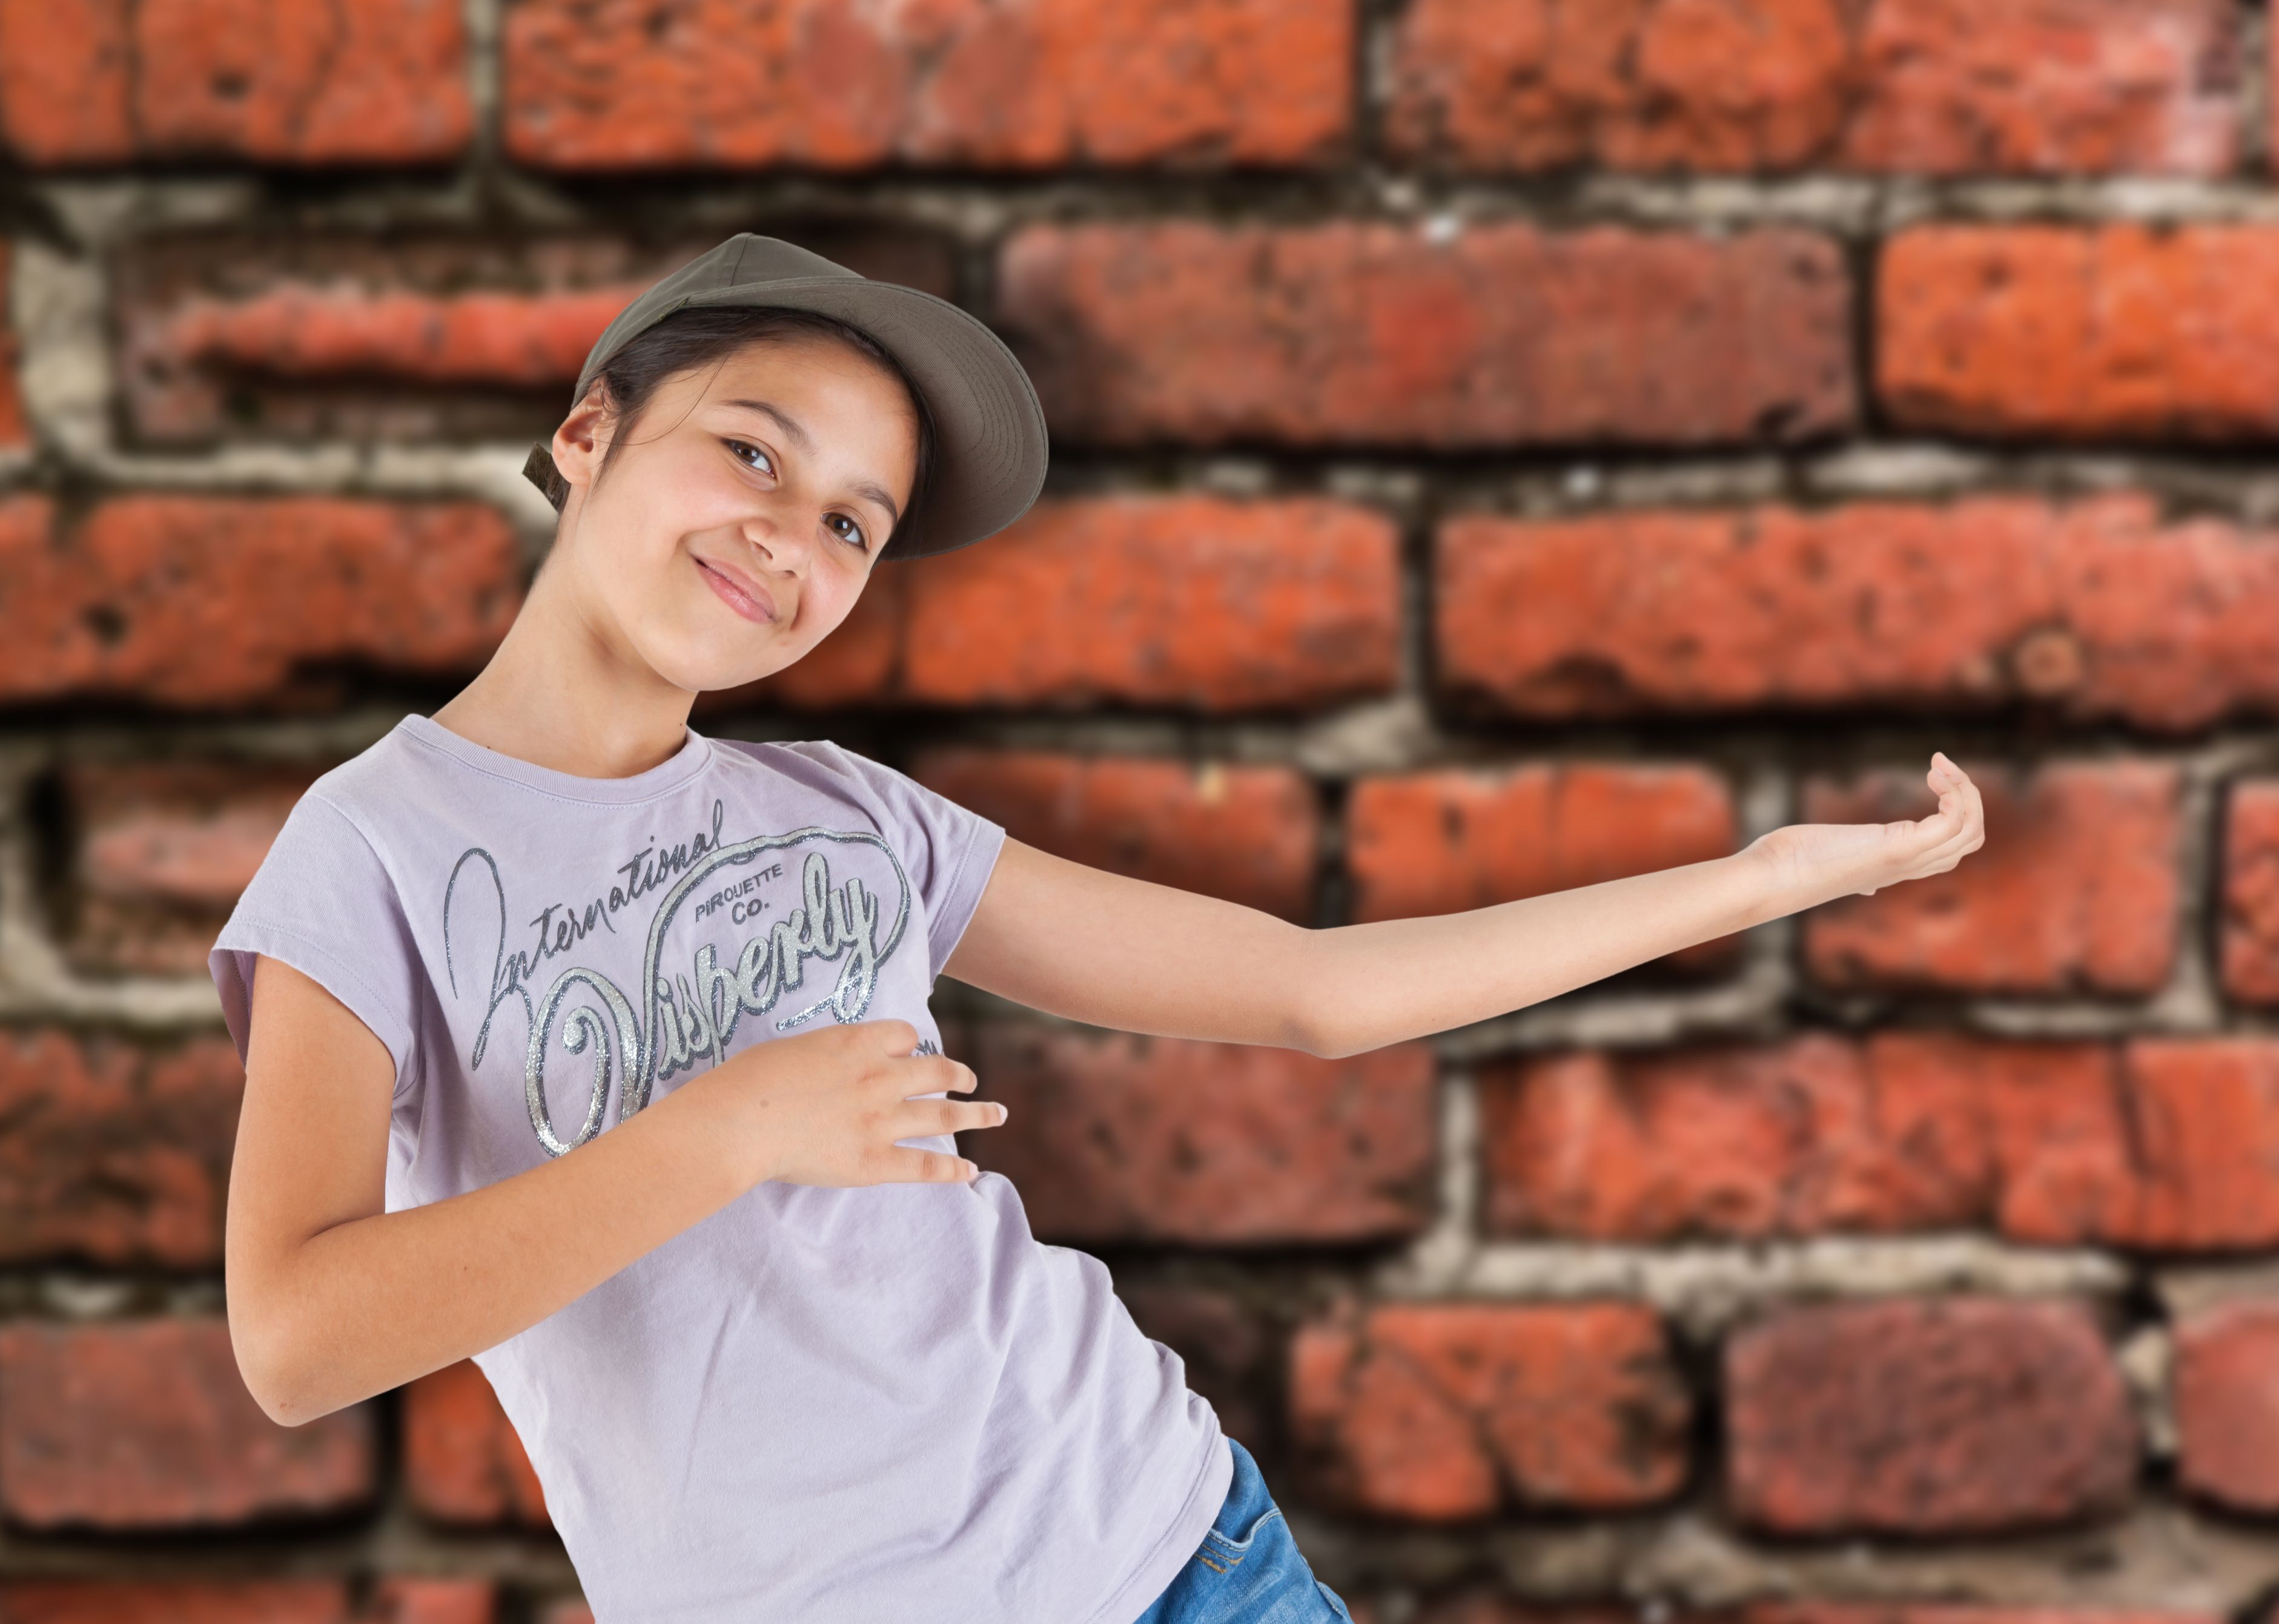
{"left": 725, "top": 438, "right": 775, "bottom": 476}
{"left": 825, "top": 512, "right": 868, "bottom": 552}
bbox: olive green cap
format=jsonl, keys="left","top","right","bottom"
{"left": 523, "top": 232, "right": 1048, "bottom": 561}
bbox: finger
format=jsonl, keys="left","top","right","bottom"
{"left": 895, "top": 1057, "right": 977, "bottom": 1098}
{"left": 911, "top": 1097, "right": 1005, "bottom": 1135}
{"left": 880, "top": 1147, "right": 979, "bottom": 1184}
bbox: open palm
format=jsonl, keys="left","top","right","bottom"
{"left": 1747, "top": 753, "right": 1986, "bottom": 902}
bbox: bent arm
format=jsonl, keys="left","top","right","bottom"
{"left": 226, "top": 954, "right": 759, "bottom": 1427}
{"left": 944, "top": 755, "right": 1985, "bottom": 1059}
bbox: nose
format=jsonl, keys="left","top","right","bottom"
{"left": 741, "top": 504, "right": 807, "bottom": 576}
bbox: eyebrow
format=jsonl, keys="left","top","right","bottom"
{"left": 720, "top": 397, "right": 902, "bottom": 530}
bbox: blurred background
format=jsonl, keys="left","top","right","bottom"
{"left": 2, "top": 0, "right": 2278, "bottom": 1620}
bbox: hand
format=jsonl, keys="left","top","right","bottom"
{"left": 1744, "top": 753, "right": 1986, "bottom": 911}
{"left": 690, "top": 1018, "right": 1005, "bottom": 1189}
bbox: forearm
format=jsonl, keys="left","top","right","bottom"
{"left": 1294, "top": 849, "right": 1791, "bottom": 1057}
{"left": 240, "top": 1071, "right": 753, "bottom": 1426}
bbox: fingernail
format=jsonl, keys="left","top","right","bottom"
{"left": 994, "top": 1103, "right": 1008, "bottom": 1123}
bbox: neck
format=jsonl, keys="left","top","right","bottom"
{"left": 429, "top": 546, "right": 696, "bottom": 781}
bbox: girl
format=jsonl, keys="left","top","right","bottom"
{"left": 211, "top": 234, "right": 1984, "bottom": 1624}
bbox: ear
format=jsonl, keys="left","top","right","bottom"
{"left": 547, "top": 378, "right": 613, "bottom": 501}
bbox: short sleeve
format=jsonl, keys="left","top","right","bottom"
{"left": 208, "top": 791, "right": 423, "bottom": 1100}
{"left": 776, "top": 741, "right": 1007, "bottom": 980}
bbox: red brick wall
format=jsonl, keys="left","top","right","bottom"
{"left": 2, "top": 1, "right": 2277, "bottom": 1619}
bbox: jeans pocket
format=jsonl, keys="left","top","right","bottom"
{"left": 1196, "top": 1502, "right": 1286, "bottom": 1571}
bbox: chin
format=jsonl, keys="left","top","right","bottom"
{"left": 657, "top": 628, "right": 811, "bottom": 695}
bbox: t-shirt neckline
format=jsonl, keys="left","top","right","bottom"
{"left": 397, "top": 711, "right": 716, "bottom": 804}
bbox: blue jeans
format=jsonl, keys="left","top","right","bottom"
{"left": 1131, "top": 1437, "right": 1354, "bottom": 1624}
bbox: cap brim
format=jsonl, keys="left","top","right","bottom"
{"left": 529, "top": 278, "right": 1048, "bottom": 562}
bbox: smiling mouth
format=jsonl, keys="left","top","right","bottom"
{"left": 696, "top": 557, "right": 778, "bottom": 624}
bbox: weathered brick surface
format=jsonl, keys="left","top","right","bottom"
{"left": 1725, "top": 1297, "right": 2137, "bottom": 1534}
{"left": 962, "top": 1026, "right": 1437, "bottom": 1245}
{"left": 899, "top": 495, "right": 1401, "bottom": 711}
{"left": 0, "top": 1318, "right": 375, "bottom": 1527}
{"left": 0, "top": 495, "right": 520, "bottom": 708}
{"left": 1438, "top": 495, "right": 2279, "bottom": 731}
{"left": 1741, "top": 1608, "right": 2218, "bottom": 1624}
{"left": 1386, "top": 0, "right": 2239, "bottom": 176}
{"left": 0, "top": 1031, "right": 243, "bottom": 1267}
{"left": 503, "top": 0, "right": 1349, "bottom": 170}
{"left": 0, "top": 0, "right": 471, "bottom": 166}
{"left": 1119, "top": 1284, "right": 1274, "bottom": 1449}
{"left": 0, "top": 239, "right": 24, "bottom": 448}
{"left": 909, "top": 749, "right": 1319, "bottom": 921}
{"left": 998, "top": 222, "right": 1854, "bottom": 447}
{"left": 0, "top": 1580, "right": 353, "bottom": 1623}
{"left": 60, "top": 761, "right": 314, "bottom": 975}
{"left": 1345, "top": 763, "right": 1739, "bottom": 970}
{"left": 1880, "top": 225, "right": 2279, "bottom": 440}
{"left": 2221, "top": 782, "right": 2279, "bottom": 1004}
{"left": 0, "top": 1578, "right": 492, "bottom": 1624}
{"left": 1481, "top": 1035, "right": 2279, "bottom": 1250}
{"left": 1291, "top": 1301, "right": 1690, "bottom": 1519}
{"left": 2172, "top": 1298, "right": 2279, "bottom": 1513}
{"left": 403, "top": 1360, "right": 549, "bottom": 1527}
{"left": 118, "top": 228, "right": 957, "bottom": 446}
{"left": 1802, "top": 761, "right": 2183, "bottom": 994}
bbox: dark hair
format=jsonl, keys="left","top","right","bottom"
{"left": 560, "top": 305, "right": 937, "bottom": 561}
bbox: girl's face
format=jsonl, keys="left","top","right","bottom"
{"left": 545, "top": 332, "right": 920, "bottom": 695}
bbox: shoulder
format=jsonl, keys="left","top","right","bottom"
{"left": 259, "top": 727, "right": 435, "bottom": 886}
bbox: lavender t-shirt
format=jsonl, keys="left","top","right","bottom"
{"left": 207, "top": 713, "right": 1231, "bottom": 1623}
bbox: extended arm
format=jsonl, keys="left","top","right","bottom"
{"left": 943, "top": 754, "right": 1985, "bottom": 1058}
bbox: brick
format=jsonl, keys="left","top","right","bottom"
{"left": 1741, "top": 1608, "right": 2218, "bottom": 1624}
{"left": 1802, "top": 761, "right": 2182, "bottom": 995}
{"left": 1481, "top": 1035, "right": 1990, "bottom": 1242}
{"left": 0, "top": 1583, "right": 489, "bottom": 1624}
{"left": 119, "top": 227, "right": 956, "bottom": 446}
{"left": 0, "top": 1580, "right": 352, "bottom": 1624}
{"left": 2221, "top": 782, "right": 2279, "bottom": 1003}
{"left": 900, "top": 495, "right": 1400, "bottom": 711}
{"left": 1386, "top": 0, "right": 2238, "bottom": 176}
{"left": 0, "top": 0, "right": 470, "bottom": 166}
{"left": 1437, "top": 494, "right": 2279, "bottom": 732}
{"left": 0, "top": 240, "right": 24, "bottom": 447}
{"left": 1725, "top": 1296, "right": 2136, "bottom": 1534}
{"left": 998, "top": 222, "right": 1853, "bottom": 447}
{"left": 2173, "top": 1298, "right": 2279, "bottom": 1513}
{"left": 0, "top": 494, "right": 520, "bottom": 708}
{"left": 1880, "top": 225, "right": 2279, "bottom": 440}
{"left": 1290, "top": 1301, "right": 1689, "bottom": 1518}
{"left": 61, "top": 761, "right": 315, "bottom": 975}
{"left": 403, "top": 1359, "right": 549, "bottom": 1527}
{"left": 2123, "top": 1040, "right": 2279, "bottom": 1250}
{"left": 1400, "top": 1603, "right": 1636, "bottom": 1624}
{"left": 962, "top": 1026, "right": 1437, "bottom": 1245}
{"left": 0, "top": 1030, "right": 244, "bottom": 1267}
{"left": 503, "top": 0, "right": 1347, "bottom": 170}
{"left": 0, "top": 1318, "right": 375, "bottom": 1527}
{"left": 1119, "top": 1284, "right": 1274, "bottom": 1448}
{"left": 1481, "top": 1034, "right": 2279, "bottom": 1250}
{"left": 1345, "top": 763, "right": 1738, "bottom": 970}
{"left": 362, "top": 1580, "right": 496, "bottom": 1624}
{"left": 908, "top": 749, "right": 1319, "bottom": 920}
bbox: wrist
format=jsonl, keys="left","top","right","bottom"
{"left": 1736, "top": 831, "right": 1845, "bottom": 925}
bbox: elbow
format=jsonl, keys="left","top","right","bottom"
{"left": 1283, "top": 954, "right": 1369, "bottom": 1060}
{"left": 228, "top": 1297, "right": 327, "bottom": 1429}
